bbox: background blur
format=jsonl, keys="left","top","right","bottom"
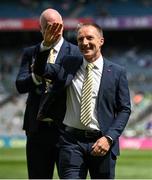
{"left": 0, "top": 0, "right": 152, "bottom": 178}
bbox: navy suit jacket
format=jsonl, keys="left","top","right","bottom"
{"left": 16, "top": 40, "right": 80, "bottom": 133}
{"left": 37, "top": 55, "right": 131, "bottom": 156}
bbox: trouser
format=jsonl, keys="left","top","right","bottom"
{"left": 59, "top": 126, "right": 117, "bottom": 179}
{"left": 26, "top": 121, "right": 60, "bottom": 179}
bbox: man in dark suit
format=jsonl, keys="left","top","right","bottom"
{"left": 15, "top": 8, "right": 80, "bottom": 179}
{"left": 33, "top": 23, "right": 131, "bottom": 179}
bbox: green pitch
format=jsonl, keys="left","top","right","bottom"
{"left": 0, "top": 148, "right": 152, "bottom": 179}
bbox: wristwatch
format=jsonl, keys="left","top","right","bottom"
{"left": 105, "top": 135, "right": 113, "bottom": 145}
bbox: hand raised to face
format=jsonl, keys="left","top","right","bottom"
{"left": 43, "top": 22, "right": 63, "bottom": 47}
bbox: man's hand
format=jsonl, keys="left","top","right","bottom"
{"left": 91, "top": 136, "right": 111, "bottom": 156}
{"left": 43, "top": 22, "right": 63, "bottom": 47}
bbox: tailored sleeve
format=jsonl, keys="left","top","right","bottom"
{"left": 106, "top": 68, "right": 131, "bottom": 141}
{"left": 16, "top": 47, "right": 43, "bottom": 94}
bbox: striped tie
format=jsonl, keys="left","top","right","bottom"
{"left": 49, "top": 48, "right": 55, "bottom": 63}
{"left": 80, "top": 63, "right": 94, "bottom": 126}
{"left": 45, "top": 48, "right": 55, "bottom": 93}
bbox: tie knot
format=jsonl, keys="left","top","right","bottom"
{"left": 50, "top": 48, "right": 55, "bottom": 54}
{"left": 87, "top": 63, "right": 94, "bottom": 71}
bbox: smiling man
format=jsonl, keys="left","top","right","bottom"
{"left": 77, "top": 23, "right": 104, "bottom": 62}
{"left": 57, "top": 23, "right": 131, "bottom": 179}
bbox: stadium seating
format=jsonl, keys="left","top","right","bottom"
{"left": 1, "top": 0, "right": 152, "bottom": 18}
{"left": 1, "top": 0, "right": 152, "bottom": 138}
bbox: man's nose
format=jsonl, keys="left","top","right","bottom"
{"left": 82, "top": 38, "right": 88, "bottom": 45}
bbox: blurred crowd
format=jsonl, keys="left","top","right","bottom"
{"left": 1, "top": 0, "right": 152, "bottom": 18}
{"left": 0, "top": 45, "right": 152, "bottom": 137}
{"left": 1, "top": 0, "right": 152, "bottom": 137}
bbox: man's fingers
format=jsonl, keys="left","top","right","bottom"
{"left": 91, "top": 147, "right": 107, "bottom": 156}
{"left": 48, "top": 23, "right": 62, "bottom": 34}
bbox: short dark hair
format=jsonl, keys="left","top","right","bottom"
{"left": 77, "top": 23, "right": 104, "bottom": 37}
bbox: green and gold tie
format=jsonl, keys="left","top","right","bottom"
{"left": 45, "top": 48, "right": 55, "bottom": 93}
{"left": 49, "top": 48, "right": 55, "bottom": 63}
{"left": 80, "top": 63, "right": 94, "bottom": 126}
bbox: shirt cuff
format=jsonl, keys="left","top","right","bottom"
{"left": 32, "top": 73, "right": 42, "bottom": 85}
{"left": 40, "top": 41, "right": 52, "bottom": 52}
{"left": 105, "top": 135, "right": 113, "bottom": 145}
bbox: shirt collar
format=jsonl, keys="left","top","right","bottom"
{"left": 83, "top": 55, "right": 103, "bottom": 71}
{"left": 53, "top": 37, "right": 64, "bottom": 53}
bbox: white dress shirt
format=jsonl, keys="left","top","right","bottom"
{"left": 63, "top": 55, "right": 104, "bottom": 131}
{"left": 32, "top": 37, "right": 64, "bottom": 84}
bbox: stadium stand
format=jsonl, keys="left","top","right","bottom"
{"left": 0, "top": 0, "right": 152, "bottom": 18}
{"left": 1, "top": 0, "right": 152, "bottom": 141}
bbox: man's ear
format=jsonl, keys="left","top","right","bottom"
{"left": 39, "top": 24, "right": 43, "bottom": 33}
{"left": 100, "top": 37, "right": 104, "bottom": 48}
{"left": 101, "top": 37, "right": 104, "bottom": 45}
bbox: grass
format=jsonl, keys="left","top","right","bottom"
{"left": 0, "top": 148, "right": 152, "bottom": 179}
{"left": 0, "top": 148, "right": 27, "bottom": 178}
{"left": 116, "top": 150, "right": 152, "bottom": 179}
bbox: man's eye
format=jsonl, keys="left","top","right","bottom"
{"left": 88, "top": 37, "right": 93, "bottom": 40}
{"left": 78, "top": 38, "right": 83, "bottom": 42}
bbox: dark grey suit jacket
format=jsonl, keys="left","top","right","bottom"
{"left": 16, "top": 40, "right": 81, "bottom": 132}
{"left": 35, "top": 55, "right": 131, "bottom": 156}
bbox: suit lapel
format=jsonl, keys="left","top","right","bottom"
{"left": 98, "top": 58, "right": 113, "bottom": 98}
{"left": 55, "top": 40, "right": 69, "bottom": 64}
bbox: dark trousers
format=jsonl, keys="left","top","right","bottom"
{"left": 26, "top": 122, "right": 60, "bottom": 179}
{"left": 59, "top": 127, "right": 116, "bottom": 179}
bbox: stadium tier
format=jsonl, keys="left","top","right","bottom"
{"left": 0, "top": 0, "right": 152, "bottom": 18}
{"left": 0, "top": 0, "right": 152, "bottom": 142}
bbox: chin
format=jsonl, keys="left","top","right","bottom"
{"left": 84, "top": 56, "right": 92, "bottom": 62}
{"left": 84, "top": 53, "right": 91, "bottom": 58}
